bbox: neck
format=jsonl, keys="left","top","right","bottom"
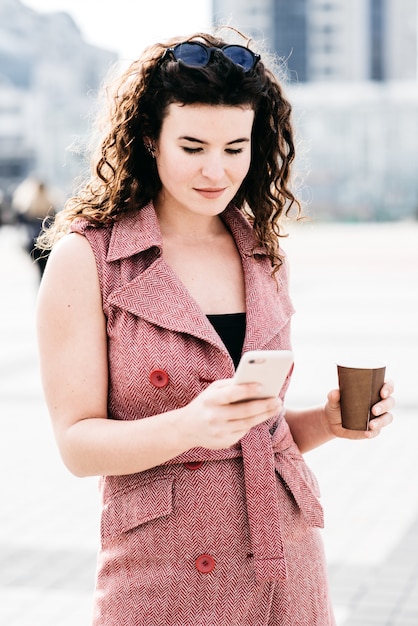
{"left": 154, "top": 202, "right": 226, "bottom": 242}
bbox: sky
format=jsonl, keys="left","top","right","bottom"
{"left": 22, "top": 0, "right": 213, "bottom": 60}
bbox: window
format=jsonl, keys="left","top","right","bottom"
{"left": 370, "top": 0, "right": 385, "bottom": 80}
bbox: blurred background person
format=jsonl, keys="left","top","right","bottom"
{"left": 12, "top": 176, "right": 57, "bottom": 278}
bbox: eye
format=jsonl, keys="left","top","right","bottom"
{"left": 182, "top": 146, "right": 202, "bottom": 154}
{"left": 225, "top": 148, "right": 244, "bottom": 155}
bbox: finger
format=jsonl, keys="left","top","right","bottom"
{"left": 368, "top": 411, "right": 394, "bottom": 432}
{"left": 228, "top": 406, "right": 281, "bottom": 437}
{"left": 327, "top": 388, "right": 341, "bottom": 408}
{"left": 325, "top": 389, "right": 343, "bottom": 429}
{"left": 380, "top": 379, "right": 394, "bottom": 399}
{"left": 220, "top": 381, "right": 278, "bottom": 406}
{"left": 227, "top": 396, "right": 282, "bottom": 422}
{"left": 364, "top": 424, "right": 382, "bottom": 439}
{"left": 204, "top": 380, "right": 261, "bottom": 404}
{"left": 371, "top": 395, "right": 395, "bottom": 417}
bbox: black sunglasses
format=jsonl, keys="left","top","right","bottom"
{"left": 163, "top": 41, "right": 260, "bottom": 72}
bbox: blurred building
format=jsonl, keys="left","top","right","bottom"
{"left": 213, "top": 0, "right": 418, "bottom": 82}
{"left": 213, "top": 0, "right": 418, "bottom": 219}
{"left": 289, "top": 81, "right": 418, "bottom": 220}
{"left": 0, "top": 0, "right": 117, "bottom": 205}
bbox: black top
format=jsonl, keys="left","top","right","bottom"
{"left": 206, "top": 312, "right": 246, "bottom": 369}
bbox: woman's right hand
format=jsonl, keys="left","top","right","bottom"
{"left": 178, "top": 380, "right": 282, "bottom": 450}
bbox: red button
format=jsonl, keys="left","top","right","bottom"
{"left": 149, "top": 369, "right": 169, "bottom": 388}
{"left": 184, "top": 461, "right": 204, "bottom": 471}
{"left": 195, "top": 554, "right": 216, "bottom": 573}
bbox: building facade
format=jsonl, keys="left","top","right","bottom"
{"left": 0, "top": 0, "right": 117, "bottom": 207}
{"left": 212, "top": 0, "right": 418, "bottom": 218}
{"left": 212, "top": 0, "right": 418, "bottom": 82}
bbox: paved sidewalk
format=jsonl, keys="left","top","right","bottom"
{"left": 1, "top": 221, "right": 417, "bottom": 625}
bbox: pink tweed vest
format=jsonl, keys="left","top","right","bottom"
{"left": 71, "top": 203, "right": 334, "bottom": 626}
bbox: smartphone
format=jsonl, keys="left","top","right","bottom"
{"left": 233, "top": 350, "right": 294, "bottom": 399}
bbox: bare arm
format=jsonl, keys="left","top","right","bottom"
{"left": 36, "top": 233, "right": 281, "bottom": 477}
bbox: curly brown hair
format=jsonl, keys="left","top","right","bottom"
{"left": 39, "top": 30, "right": 301, "bottom": 271}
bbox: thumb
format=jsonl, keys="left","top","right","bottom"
{"left": 325, "top": 388, "right": 343, "bottom": 431}
{"left": 327, "top": 388, "right": 341, "bottom": 410}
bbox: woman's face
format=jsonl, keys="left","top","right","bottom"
{"left": 154, "top": 103, "right": 254, "bottom": 219}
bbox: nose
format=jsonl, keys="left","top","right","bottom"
{"left": 201, "top": 153, "right": 225, "bottom": 181}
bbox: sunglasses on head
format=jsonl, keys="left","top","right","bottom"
{"left": 162, "top": 41, "right": 260, "bottom": 72}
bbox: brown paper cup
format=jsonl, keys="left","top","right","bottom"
{"left": 337, "top": 360, "right": 386, "bottom": 430}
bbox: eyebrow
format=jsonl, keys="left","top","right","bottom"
{"left": 179, "top": 136, "right": 250, "bottom": 145}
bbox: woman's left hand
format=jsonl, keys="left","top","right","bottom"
{"left": 324, "top": 380, "right": 395, "bottom": 440}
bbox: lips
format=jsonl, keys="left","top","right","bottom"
{"left": 194, "top": 188, "right": 226, "bottom": 199}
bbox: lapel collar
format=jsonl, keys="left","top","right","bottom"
{"left": 222, "top": 207, "right": 294, "bottom": 351}
{"left": 107, "top": 202, "right": 163, "bottom": 261}
{"left": 108, "top": 256, "right": 227, "bottom": 352}
{"left": 107, "top": 202, "right": 226, "bottom": 354}
{"left": 106, "top": 202, "right": 292, "bottom": 355}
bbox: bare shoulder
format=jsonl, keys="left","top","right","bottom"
{"left": 37, "top": 232, "right": 102, "bottom": 326}
{"left": 45, "top": 231, "right": 96, "bottom": 275}
{"left": 42, "top": 232, "right": 99, "bottom": 289}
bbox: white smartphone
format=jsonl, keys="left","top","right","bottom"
{"left": 233, "top": 350, "right": 294, "bottom": 399}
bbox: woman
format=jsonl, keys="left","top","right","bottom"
{"left": 36, "top": 31, "right": 394, "bottom": 625}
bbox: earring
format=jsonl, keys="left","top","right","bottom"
{"left": 145, "top": 142, "right": 156, "bottom": 158}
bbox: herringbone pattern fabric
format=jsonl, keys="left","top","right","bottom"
{"left": 71, "top": 203, "right": 335, "bottom": 625}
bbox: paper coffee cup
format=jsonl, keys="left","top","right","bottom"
{"left": 337, "top": 360, "right": 386, "bottom": 430}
